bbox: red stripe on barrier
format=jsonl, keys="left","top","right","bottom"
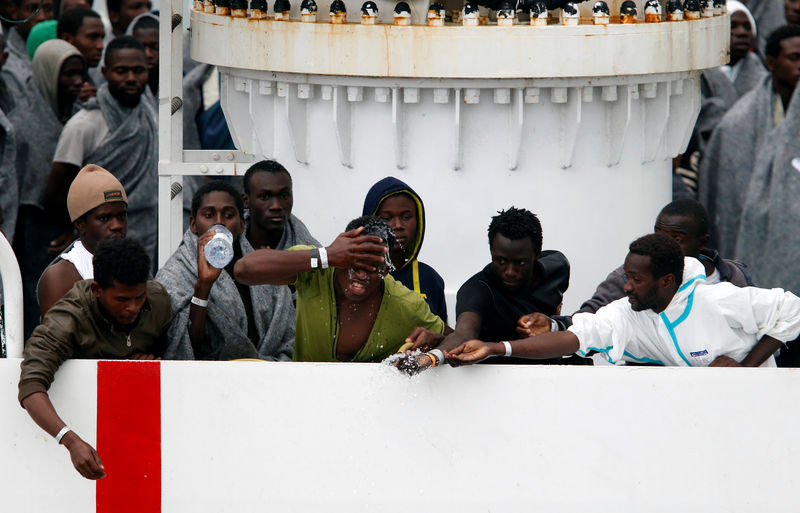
{"left": 96, "top": 361, "right": 161, "bottom": 513}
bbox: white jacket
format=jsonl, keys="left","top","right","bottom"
{"left": 569, "top": 257, "right": 800, "bottom": 366}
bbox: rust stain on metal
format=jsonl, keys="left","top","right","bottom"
{"left": 190, "top": 13, "right": 729, "bottom": 79}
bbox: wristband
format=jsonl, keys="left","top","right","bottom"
{"left": 55, "top": 426, "right": 72, "bottom": 444}
{"left": 310, "top": 248, "right": 320, "bottom": 269}
{"left": 426, "top": 352, "right": 438, "bottom": 367}
{"left": 502, "top": 341, "right": 512, "bottom": 357}
{"left": 319, "top": 247, "right": 329, "bottom": 269}
{"left": 550, "top": 319, "right": 559, "bottom": 332}
{"left": 191, "top": 296, "right": 209, "bottom": 308}
{"left": 427, "top": 349, "right": 445, "bottom": 367}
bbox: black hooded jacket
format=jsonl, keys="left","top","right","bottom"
{"left": 362, "top": 177, "right": 447, "bottom": 322}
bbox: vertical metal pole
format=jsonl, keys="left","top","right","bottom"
{"left": 158, "top": 1, "right": 186, "bottom": 268}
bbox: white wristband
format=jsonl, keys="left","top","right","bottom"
{"left": 502, "top": 341, "right": 512, "bottom": 357}
{"left": 550, "top": 319, "right": 559, "bottom": 332}
{"left": 319, "top": 247, "right": 329, "bottom": 269}
{"left": 191, "top": 296, "right": 209, "bottom": 308}
{"left": 428, "top": 349, "right": 445, "bottom": 366}
{"left": 55, "top": 426, "right": 72, "bottom": 444}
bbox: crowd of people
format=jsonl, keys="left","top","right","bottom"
{"left": 0, "top": 0, "right": 799, "bottom": 481}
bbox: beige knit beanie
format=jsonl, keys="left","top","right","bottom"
{"left": 67, "top": 165, "right": 128, "bottom": 222}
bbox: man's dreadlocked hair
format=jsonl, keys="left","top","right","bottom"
{"left": 345, "top": 215, "right": 396, "bottom": 250}
{"left": 487, "top": 207, "right": 543, "bottom": 256}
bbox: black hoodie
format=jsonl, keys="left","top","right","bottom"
{"left": 362, "top": 177, "right": 447, "bottom": 322}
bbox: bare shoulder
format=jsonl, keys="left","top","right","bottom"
{"left": 38, "top": 260, "right": 83, "bottom": 316}
{"left": 39, "top": 260, "right": 82, "bottom": 293}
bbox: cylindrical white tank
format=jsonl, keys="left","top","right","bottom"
{"left": 181, "top": 7, "right": 729, "bottom": 314}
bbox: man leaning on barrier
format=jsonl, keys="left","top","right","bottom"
{"left": 234, "top": 216, "right": 446, "bottom": 362}
{"left": 18, "top": 238, "right": 172, "bottom": 480}
{"left": 395, "top": 206, "right": 587, "bottom": 373}
{"left": 446, "top": 234, "right": 800, "bottom": 368}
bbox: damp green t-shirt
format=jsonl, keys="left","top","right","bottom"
{"left": 291, "top": 261, "right": 445, "bottom": 362}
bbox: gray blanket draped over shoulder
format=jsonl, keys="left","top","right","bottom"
{"left": 9, "top": 76, "right": 65, "bottom": 209}
{"left": 730, "top": 53, "right": 769, "bottom": 99}
{"left": 274, "top": 214, "right": 320, "bottom": 249}
{"left": 156, "top": 229, "right": 295, "bottom": 360}
{"left": 698, "top": 54, "right": 768, "bottom": 144}
{"left": 84, "top": 84, "right": 158, "bottom": 261}
{"left": 0, "top": 107, "right": 18, "bottom": 240}
{"left": 747, "top": 0, "right": 786, "bottom": 55}
{"left": 697, "top": 75, "right": 776, "bottom": 258}
{"left": 735, "top": 85, "right": 800, "bottom": 293}
{"left": 0, "top": 27, "right": 31, "bottom": 91}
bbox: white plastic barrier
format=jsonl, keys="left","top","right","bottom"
{"left": 3, "top": 358, "right": 800, "bottom": 512}
{"left": 0, "top": 232, "right": 23, "bottom": 358}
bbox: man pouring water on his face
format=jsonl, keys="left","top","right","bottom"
{"left": 156, "top": 181, "right": 297, "bottom": 361}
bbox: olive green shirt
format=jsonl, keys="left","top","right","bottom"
{"left": 18, "top": 280, "right": 173, "bottom": 404}
{"left": 292, "top": 266, "right": 445, "bottom": 362}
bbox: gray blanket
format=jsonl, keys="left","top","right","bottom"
{"left": 697, "top": 71, "right": 739, "bottom": 141}
{"left": 699, "top": 53, "right": 768, "bottom": 143}
{"left": 697, "top": 75, "right": 777, "bottom": 257}
{"left": 155, "top": 229, "right": 295, "bottom": 361}
{"left": 84, "top": 83, "right": 158, "bottom": 262}
{"left": 182, "top": 63, "right": 212, "bottom": 152}
{"left": 747, "top": 0, "right": 787, "bottom": 55}
{"left": 735, "top": 85, "right": 800, "bottom": 293}
{"left": 0, "top": 106, "right": 17, "bottom": 241}
{"left": 0, "top": 27, "right": 31, "bottom": 92}
{"left": 273, "top": 213, "right": 320, "bottom": 249}
{"left": 9, "top": 76, "right": 65, "bottom": 208}
{"left": 9, "top": 77, "right": 69, "bottom": 336}
{"left": 731, "top": 53, "right": 769, "bottom": 99}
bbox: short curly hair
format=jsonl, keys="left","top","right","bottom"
{"left": 191, "top": 180, "right": 245, "bottom": 219}
{"left": 93, "top": 238, "right": 150, "bottom": 289}
{"left": 487, "top": 207, "right": 543, "bottom": 255}
{"left": 658, "top": 199, "right": 709, "bottom": 236}
{"left": 345, "top": 215, "right": 396, "bottom": 250}
{"left": 243, "top": 160, "right": 291, "bottom": 195}
{"left": 628, "top": 233, "right": 684, "bottom": 286}
{"left": 56, "top": 8, "right": 101, "bottom": 38}
{"left": 765, "top": 25, "right": 800, "bottom": 58}
{"left": 104, "top": 35, "right": 145, "bottom": 67}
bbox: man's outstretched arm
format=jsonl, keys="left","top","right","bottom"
{"left": 234, "top": 227, "right": 388, "bottom": 286}
{"left": 407, "top": 312, "right": 481, "bottom": 353}
{"left": 22, "top": 392, "right": 106, "bottom": 480}
{"left": 446, "top": 331, "right": 581, "bottom": 364}
{"left": 393, "top": 313, "right": 481, "bottom": 374}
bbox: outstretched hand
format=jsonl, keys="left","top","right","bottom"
{"left": 62, "top": 431, "right": 106, "bottom": 480}
{"left": 393, "top": 352, "right": 433, "bottom": 376}
{"left": 516, "top": 312, "right": 552, "bottom": 337}
{"left": 445, "top": 340, "right": 496, "bottom": 365}
{"left": 326, "top": 226, "right": 388, "bottom": 271}
{"left": 405, "top": 327, "right": 445, "bottom": 352}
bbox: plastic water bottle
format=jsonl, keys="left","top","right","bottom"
{"left": 204, "top": 225, "right": 234, "bottom": 269}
